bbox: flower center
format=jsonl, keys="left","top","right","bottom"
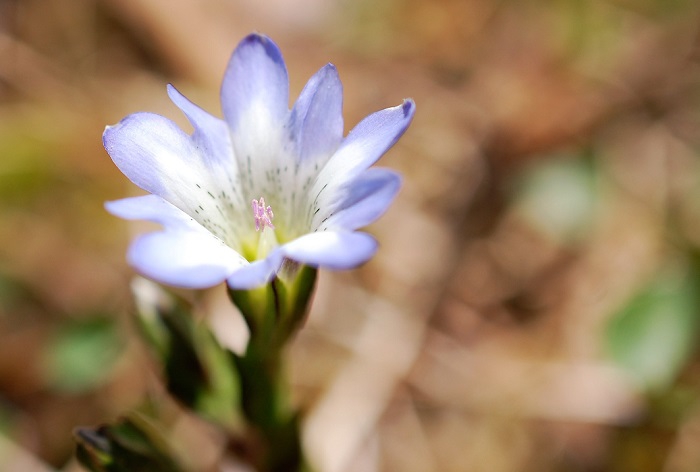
{"left": 252, "top": 197, "right": 275, "bottom": 232}
{"left": 246, "top": 196, "right": 279, "bottom": 262}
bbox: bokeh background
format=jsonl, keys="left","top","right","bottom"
{"left": 3, "top": 0, "right": 700, "bottom": 470}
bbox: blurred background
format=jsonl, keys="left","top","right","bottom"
{"left": 2, "top": 0, "right": 700, "bottom": 470}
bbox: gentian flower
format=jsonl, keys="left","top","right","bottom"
{"left": 105, "top": 33, "right": 415, "bottom": 289}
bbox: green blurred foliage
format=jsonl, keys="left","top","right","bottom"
{"left": 606, "top": 265, "right": 700, "bottom": 393}
{"left": 41, "top": 317, "right": 123, "bottom": 393}
{"left": 514, "top": 154, "right": 598, "bottom": 245}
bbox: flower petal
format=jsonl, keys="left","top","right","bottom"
{"left": 104, "top": 112, "right": 193, "bottom": 200}
{"left": 220, "top": 33, "right": 291, "bottom": 201}
{"left": 290, "top": 63, "right": 343, "bottom": 165}
{"left": 309, "top": 100, "right": 414, "bottom": 221}
{"left": 167, "top": 84, "right": 232, "bottom": 168}
{"left": 128, "top": 230, "right": 248, "bottom": 289}
{"left": 226, "top": 249, "right": 285, "bottom": 289}
{"left": 221, "top": 33, "right": 289, "bottom": 131}
{"left": 104, "top": 110, "right": 248, "bottom": 245}
{"left": 318, "top": 168, "right": 402, "bottom": 231}
{"left": 320, "top": 99, "right": 415, "bottom": 182}
{"left": 105, "top": 194, "right": 203, "bottom": 232}
{"left": 103, "top": 112, "right": 227, "bottom": 210}
{"left": 281, "top": 231, "right": 377, "bottom": 269}
{"left": 107, "top": 195, "right": 249, "bottom": 288}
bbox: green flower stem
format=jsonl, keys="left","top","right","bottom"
{"left": 227, "top": 264, "right": 317, "bottom": 472}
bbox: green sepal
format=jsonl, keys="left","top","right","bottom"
{"left": 132, "top": 283, "right": 243, "bottom": 430}
{"left": 228, "top": 263, "right": 317, "bottom": 352}
{"left": 74, "top": 414, "right": 183, "bottom": 472}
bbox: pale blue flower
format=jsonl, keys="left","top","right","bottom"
{"left": 104, "top": 33, "right": 415, "bottom": 289}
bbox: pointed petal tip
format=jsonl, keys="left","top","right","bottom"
{"left": 165, "top": 83, "right": 186, "bottom": 111}
{"left": 103, "top": 201, "right": 117, "bottom": 218}
{"left": 227, "top": 33, "right": 285, "bottom": 74}
{"left": 222, "top": 31, "right": 289, "bottom": 130}
{"left": 242, "top": 32, "right": 268, "bottom": 43}
{"left": 102, "top": 113, "right": 140, "bottom": 152}
{"left": 320, "top": 63, "right": 340, "bottom": 82}
{"left": 309, "top": 62, "right": 338, "bottom": 81}
{"left": 103, "top": 119, "right": 122, "bottom": 135}
{"left": 401, "top": 98, "right": 416, "bottom": 118}
{"left": 236, "top": 32, "right": 282, "bottom": 59}
{"left": 103, "top": 112, "right": 139, "bottom": 136}
{"left": 104, "top": 199, "right": 118, "bottom": 213}
{"left": 165, "top": 83, "right": 177, "bottom": 97}
{"left": 102, "top": 121, "right": 121, "bottom": 149}
{"left": 298, "top": 63, "right": 340, "bottom": 91}
{"left": 102, "top": 126, "right": 111, "bottom": 146}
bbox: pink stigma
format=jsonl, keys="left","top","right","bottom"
{"left": 252, "top": 197, "right": 275, "bottom": 232}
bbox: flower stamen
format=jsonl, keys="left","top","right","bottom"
{"left": 252, "top": 197, "right": 275, "bottom": 231}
